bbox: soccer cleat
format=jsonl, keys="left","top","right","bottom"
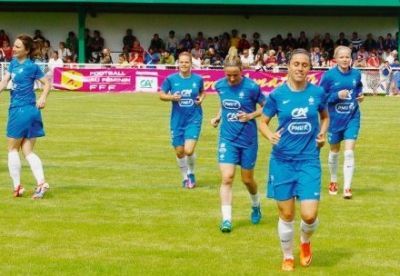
{"left": 300, "top": 242, "right": 312, "bottom": 267}
{"left": 187, "top": 173, "right": 196, "bottom": 189}
{"left": 281, "top": 258, "right": 295, "bottom": 271}
{"left": 220, "top": 220, "right": 232, "bottom": 233}
{"left": 32, "top": 183, "right": 49, "bottom": 199}
{"left": 251, "top": 205, "right": 262, "bottom": 224}
{"left": 13, "top": 185, "right": 25, "bottom": 197}
{"left": 182, "top": 179, "right": 189, "bottom": 188}
{"left": 343, "top": 189, "right": 353, "bottom": 199}
{"left": 328, "top": 182, "right": 338, "bottom": 195}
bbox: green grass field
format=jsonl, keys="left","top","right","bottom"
{"left": 0, "top": 92, "right": 399, "bottom": 275}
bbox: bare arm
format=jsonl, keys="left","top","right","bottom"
{"left": 36, "top": 76, "right": 51, "bottom": 109}
{"left": 0, "top": 73, "right": 11, "bottom": 92}
{"left": 158, "top": 91, "right": 181, "bottom": 102}
{"left": 210, "top": 109, "right": 221, "bottom": 128}
{"left": 259, "top": 114, "right": 282, "bottom": 145}
{"left": 237, "top": 104, "right": 263, "bottom": 122}
{"left": 316, "top": 109, "right": 329, "bottom": 148}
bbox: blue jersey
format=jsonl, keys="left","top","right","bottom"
{"left": 161, "top": 73, "right": 204, "bottom": 129}
{"left": 8, "top": 58, "right": 44, "bottom": 108}
{"left": 320, "top": 66, "right": 362, "bottom": 133}
{"left": 263, "top": 83, "right": 326, "bottom": 160}
{"left": 216, "top": 76, "right": 265, "bottom": 147}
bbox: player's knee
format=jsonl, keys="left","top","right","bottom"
{"left": 301, "top": 213, "right": 318, "bottom": 224}
{"left": 242, "top": 177, "right": 255, "bottom": 187}
{"left": 221, "top": 175, "right": 234, "bottom": 186}
{"left": 175, "top": 151, "right": 185, "bottom": 159}
{"left": 184, "top": 148, "right": 194, "bottom": 156}
{"left": 279, "top": 211, "right": 295, "bottom": 221}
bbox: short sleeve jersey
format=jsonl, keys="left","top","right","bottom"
{"left": 263, "top": 83, "right": 326, "bottom": 160}
{"left": 320, "top": 66, "right": 362, "bottom": 133}
{"left": 8, "top": 58, "right": 44, "bottom": 108}
{"left": 161, "top": 73, "right": 204, "bottom": 129}
{"left": 215, "top": 76, "right": 265, "bottom": 147}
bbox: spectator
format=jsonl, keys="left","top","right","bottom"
{"left": 149, "top": 33, "right": 165, "bottom": 53}
{"left": 251, "top": 32, "right": 263, "bottom": 46}
{"left": 310, "top": 33, "right": 322, "bottom": 49}
{"left": 47, "top": 51, "right": 63, "bottom": 83}
{"left": 1, "top": 40, "right": 12, "bottom": 61}
{"left": 219, "top": 32, "right": 231, "bottom": 58}
{"left": 383, "top": 33, "right": 396, "bottom": 51}
{"left": 321, "top": 32, "right": 334, "bottom": 59}
{"left": 191, "top": 54, "right": 202, "bottom": 69}
{"left": 336, "top": 32, "right": 350, "bottom": 47}
{"left": 356, "top": 46, "right": 369, "bottom": 60}
{"left": 276, "top": 45, "right": 286, "bottom": 65}
{"left": 376, "top": 36, "right": 385, "bottom": 56}
{"left": 194, "top": 31, "right": 207, "bottom": 50}
{"left": 129, "top": 52, "right": 144, "bottom": 66}
{"left": 180, "top": 33, "right": 193, "bottom": 52}
{"left": 117, "top": 53, "right": 130, "bottom": 67}
{"left": 0, "top": 29, "right": 10, "bottom": 47}
{"left": 166, "top": 30, "right": 179, "bottom": 56}
{"left": 230, "top": 29, "right": 240, "bottom": 49}
{"left": 66, "top": 31, "right": 78, "bottom": 61}
{"left": 264, "top": 49, "right": 277, "bottom": 68}
{"left": 385, "top": 50, "right": 398, "bottom": 65}
{"left": 353, "top": 55, "right": 367, "bottom": 67}
{"left": 33, "top": 29, "right": 46, "bottom": 42}
{"left": 90, "top": 30, "right": 105, "bottom": 62}
{"left": 203, "top": 47, "right": 222, "bottom": 67}
{"left": 238, "top": 33, "right": 251, "bottom": 53}
{"left": 100, "top": 48, "right": 113, "bottom": 65}
{"left": 57, "top": 42, "right": 72, "bottom": 63}
{"left": 240, "top": 48, "right": 254, "bottom": 68}
{"left": 270, "top": 34, "right": 284, "bottom": 51}
{"left": 362, "top": 33, "right": 377, "bottom": 52}
{"left": 367, "top": 51, "right": 380, "bottom": 67}
{"left": 311, "top": 47, "right": 322, "bottom": 67}
{"left": 159, "top": 49, "right": 175, "bottom": 65}
{"left": 131, "top": 39, "right": 144, "bottom": 60}
{"left": 41, "top": 40, "right": 54, "bottom": 62}
{"left": 190, "top": 42, "right": 205, "bottom": 60}
{"left": 122, "top": 29, "right": 136, "bottom": 53}
{"left": 297, "top": 31, "right": 309, "bottom": 50}
{"left": 84, "top": 28, "right": 93, "bottom": 62}
{"left": 350, "top": 31, "right": 363, "bottom": 59}
{"left": 283, "top": 33, "right": 297, "bottom": 51}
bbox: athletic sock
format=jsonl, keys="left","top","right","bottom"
{"left": 176, "top": 156, "right": 188, "bottom": 180}
{"left": 300, "top": 219, "right": 319, "bottom": 244}
{"left": 278, "top": 218, "right": 295, "bottom": 260}
{"left": 186, "top": 153, "right": 196, "bottom": 175}
{"left": 249, "top": 192, "right": 260, "bottom": 207}
{"left": 25, "top": 153, "right": 45, "bottom": 185}
{"left": 328, "top": 151, "right": 339, "bottom": 182}
{"left": 8, "top": 151, "right": 21, "bottom": 189}
{"left": 343, "top": 150, "right": 355, "bottom": 190}
{"left": 221, "top": 205, "right": 232, "bottom": 222}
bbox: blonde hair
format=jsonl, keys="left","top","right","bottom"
{"left": 224, "top": 55, "right": 242, "bottom": 69}
{"left": 334, "top": 46, "right": 352, "bottom": 58}
{"left": 178, "top": 51, "right": 192, "bottom": 62}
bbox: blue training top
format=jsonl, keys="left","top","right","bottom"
{"left": 8, "top": 58, "right": 44, "bottom": 108}
{"left": 263, "top": 82, "right": 326, "bottom": 161}
{"left": 216, "top": 76, "right": 265, "bottom": 147}
{"left": 161, "top": 72, "right": 204, "bottom": 129}
{"left": 319, "top": 66, "right": 362, "bottom": 133}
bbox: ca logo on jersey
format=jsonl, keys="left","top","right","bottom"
{"left": 291, "top": 107, "right": 308, "bottom": 119}
{"left": 239, "top": 91, "right": 245, "bottom": 99}
{"left": 308, "top": 96, "right": 314, "bottom": 105}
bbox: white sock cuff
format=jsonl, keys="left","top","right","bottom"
{"left": 300, "top": 219, "right": 319, "bottom": 233}
{"left": 8, "top": 151, "right": 19, "bottom": 158}
{"left": 279, "top": 217, "right": 294, "bottom": 227}
{"left": 329, "top": 151, "right": 339, "bottom": 158}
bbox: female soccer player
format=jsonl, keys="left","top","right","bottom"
{"left": 0, "top": 34, "right": 51, "bottom": 199}
{"left": 320, "top": 46, "right": 364, "bottom": 199}
{"left": 210, "top": 56, "right": 265, "bottom": 233}
{"left": 259, "top": 49, "right": 329, "bottom": 271}
{"left": 159, "top": 52, "right": 205, "bottom": 189}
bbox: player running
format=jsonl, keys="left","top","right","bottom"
{"left": 320, "top": 46, "right": 364, "bottom": 199}
{"left": 159, "top": 51, "right": 205, "bottom": 189}
{"left": 259, "top": 49, "right": 329, "bottom": 271}
{"left": 211, "top": 56, "right": 265, "bottom": 233}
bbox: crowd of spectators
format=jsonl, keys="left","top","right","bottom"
{"left": 0, "top": 28, "right": 399, "bottom": 70}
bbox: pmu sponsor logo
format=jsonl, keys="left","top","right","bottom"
{"left": 179, "top": 99, "right": 194, "bottom": 107}
{"left": 288, "top": 122, "right": 312, "bottom": 135}
{"left": 335, "top": 103, "right": 354, "bottom": 114}
{"left": 291, "top": 107, "right": 308, "bottom": 119}
{"left": 222, "top": 99, "right": 241, "bottom": 110}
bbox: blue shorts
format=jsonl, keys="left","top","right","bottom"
{"left": 218, "top": 138, "right": 258, "bottom": 170}
{"left": 267, "top": 157, "right": 321, "bottom": 201}
{"left": 328, "top": 117, "right": 360, "bottom": 144}
{"left": 7, "top": 105, "right": 45, "bottom": 139}
{"left": 171, "top": 120, "right": 202, "bottom": 147}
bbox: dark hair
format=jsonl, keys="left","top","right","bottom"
{"left": 17, "top": 34, "right": 36, "bottom": 59}
{"left": 287, "top": 48, "right": 311, "bottom": 64}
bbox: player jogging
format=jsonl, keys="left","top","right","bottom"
{"left": 320, "top": 45, "right": 364, "bottom": 199}
{"left": 259, "top": 49, "right": 329, "bottom": 271}
{"left": 159, "top": 51, "right": 205, "bottom": 189}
